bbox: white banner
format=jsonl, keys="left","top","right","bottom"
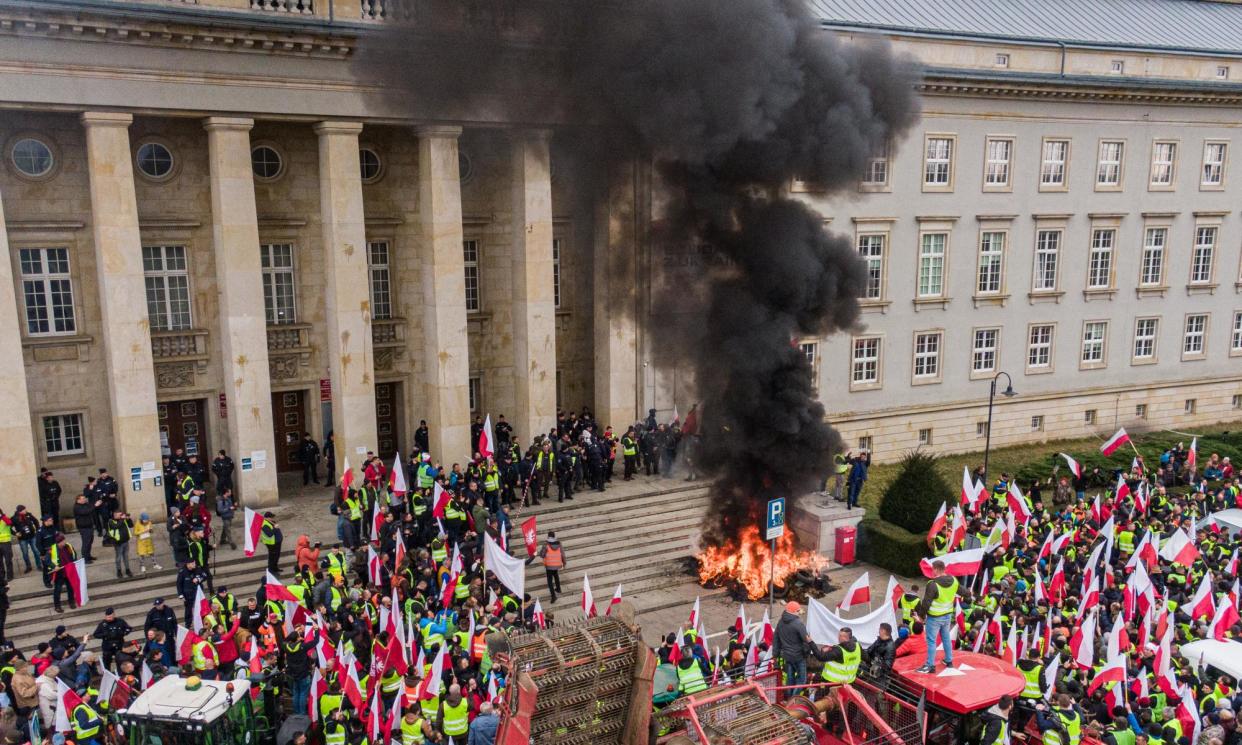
{"left": 807, "top": 595, "right": 897, "bottom": 645}
{"left": 484, "top": 533, "right": 525, "bottom": 600}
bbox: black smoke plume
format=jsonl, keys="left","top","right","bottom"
{"left": 362, "top": 0, "right": 920, "bottom": 545}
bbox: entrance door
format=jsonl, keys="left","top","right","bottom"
{"left": 271, "top": 389, "right": 307, "bottom": 472}
{"left": 159, "top": 399, "right": 208, "bottom": 459}
{"left": 375, "top": 382, "right": 400, "bottom": 460}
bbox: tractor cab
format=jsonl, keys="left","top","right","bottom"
{"left": 117, "top": 676, "right": 260, "bottom": 745}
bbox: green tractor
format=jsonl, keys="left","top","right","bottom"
{"left": 117, "top": 676, "right": 268, "bottom": 745}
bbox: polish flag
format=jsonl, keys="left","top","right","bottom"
{"left": 734, "top": 604, "right": 747, "bottom": 634}
{"left": 440, "top": 573, "right": 458, "bottom": 610}
{"left": 954, "top": 598, "right": 967, "bottom": 636}
{"left": 487, "top": 672, "right": 500, "bottom": 704}
{"left": 341, "top": 654, "right": 364, "bottom": 711}
{"left": 1006, "top": 483, "right": 1032, "bottom": 524}
{"left": 266, "top": 570, "right": 299, "bottom": 603}
{"left": 366, "top": 690, "right": 383, "bottom": 744}
{"left": 1002, "top": 623, "right": 1018, "bottom": 664}
{"left": 744, "top": 635, "right": 760, "bottom": 673}
{"left": 432, "top": 483, "right": 451, "bottom": 519}
{"left": 479, "top": 415, "right": 496, "bottom": 459}
{"left": 521, "top": 516, "right": 538, "bottom": 558}
{"left": 960, "top": 468, "right": 980, "bottom": 511}
{"left": 420, "top": 645, "right": 447, "bottom": 700}
{"left": 668, "top": 627, "right": 683, "bottom": 665}
{"left": 1100, "top": 428, "right": 1131, "bottom": 456}
{"left": 1177, "top": 685, "right": 1203, "bottom": 745}
{"left": 1211, "top": 594, "right": 1241, "bottom": 641}
{"left": 1042, "top": 655, "right": 1060, "bottom": 700}
{"left": 389, "top": 457, "right": 408, "bottom": 497}
{"left": 54, "top": 680, "right": 86, "bottom": 734}
{"left": 919, "top": 547, "right": 986, "bottom": 577}
{"left": 191, "top": 585, "right": 211, "bottom": 633}
{"left": 606, "top": 585, "right": 623, "bottom": 616}
{"left": 1059, "top": 453, "right": 1083, "bottom": 479}
{"left": 394, "top": 530, "right": 407, "bottom": 571}
{"left": 927, "top": 502, "right": 947, "bottom": 547}
{"left": 339, "top": 457, "right": 354, "bottom": 500}
{"left": 141, "top": 661, "right": 154, "bottom": 690}
{"left": 1037, "top": 530, "right": 1055, "bottom": 561}
{"left": 532, "top": 599, "right": 546, "bottom": 629}
{"left": 948, "top": 507, "right": 966, "bottom": 549}
{"left": 1134, "top": 481, "right": 1148, "bottom": 514}
{"left": 1050, "top": 531, "right": 1074, "bottom": 557}
{"left": 1155, "top": 625, "right": 1178, "bottom": 697}
{"left": 1033, "top": 566, "right": 1047, "bottom": 603}
{"left": 243, "top": 507, "right": 264, "bottom": 558}
{"left": 688, "top": 597, "right": 701, "bottom": 628}
{"left": 886, "top": 575, "right": 902, "bottom": 609}
{"left": 1228, "top": 549, "right": 1240, "bottom": 576}
{"left": 370, "top": 501, "right": 385, "bottom": 544}
{"left": 63, "top": 558, "right": 89, "bottom": 608}
{"left": 1188, "top": 438, "right": 1198, "bottom": 470}
{"left": 581, "top": 574, "right": 597, "bottom": 619}
{"left": 1160, "top": 528, "right": 1200, "bottom": 566}
{"left": 1190, "top": 573, "right": 1216, "bottom": 619}
{"left": 367, "top": 546, "right": 383, "bottom": 586}
{"left": 1070, "top": 612, "right": 1097, "bottom": 669}
{"left": 1048, "top": 558, "right": 1066, "bottom": 603}
{"left": 839, "top": 572, "right": 871, "bottom": 611}
{"left": 248, "top": 636, "right": 264, "bottom": 681}
{"left": 98, "top": 668, "right": 133, "bottom": 713}
{"left": 1114, "top": 476, "right": 1132, "bottom": 505}
{"left": 1128, "top": 530, "right": 1159, "bottom": 569}
{"left": 176, "top": 625, "right": 196, "bottom": 665}
{"left": 760, "top": 609, "right": 774, "bottom": 646}
{"left": 1090, "top": 494, "right": 1106, "bottom": 526}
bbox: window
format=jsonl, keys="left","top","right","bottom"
{"left": 463, "top": 239, "right": 481, "bottom": 313}
{"left": 43, "top": 413, "right": 84, "bottom": 456}
{"left": 359, "top": 147, "right": 383, "bottom": 183}
{"left": 972, "top": 328, "right": 999, "bottom": 373}
{"left": 1040, "top": 139, "right": 1069, "bottom": 188}
{"left": 260, "top": 243, "right": 296, "bottom": 324}
{"left": 468, "top": 376, "right": 481, "bottom": 413}
{"left": 801, "top": 342, "right": 821, "bottom": 391}
{"left": 1096, "top": 141, "right": 1124, "bottom": 187}
{"left": 918, "top": 428, "right": 933, "bottom": 446}
{"left": 1033, "top": 230, "right": 1061, "bottom": 292}
{"left": 10, "top": 137, "right": 54, "bottom": 178}
{"left": 1183, "top": 314, "right": 1207, "bottom": 357}
{"left": 1191, "top": 226, "right": 1217, "bottom": 285}
{"left": 1234, "top": 396, "right": 1242, "bottom": 410}
{"left": 19, "top": 247, "right": 76, "bottom": 336}
{"left": 1084, "top": 409, "right": 1097, "bottom": 425}
{"left": 1031, "top": 416, "right": 1044, "bottom": 432}
{"left": 251, "top": 145, "right": 284, "bottom": 181}
{"left": 923, "top": 136, "right": 954, "bottom": 187}
{"left": 136, "top": 142, "right": 174, "bottom": 181}
{"left": 984, "top": 138, "right": 1012, "bottom": 188}
{"left": 1140, "top": 228, "right": 1167, "bottom": 286}
{"left": 552, "top": 238, "right": 563, "bottom": 309}
{"left": 851, "top": 337, "right": 881, "bottom": 386}
{"left": 858, "top": 234, "right": 886, "bottom": 300}
{"left": 1232, "top": 312, "right": 1242, "bottom": 353}
{"left": 1185, "top": 399, "right": 1197, "bottom": 414}
{"left": 995, "top": 53, "right": 1009, "bottom": 68}
{"left": 1110, "top": 60, "right": 1125, "bottom": 74}
{"left": 1087, "top": 229, "right": 1115, "bottom": 289}
{"left": 976, "top": 421, "right": 989, "bottom": 438}
{"left": 1027, "top": 324, "right": 1054, "bottom": 369}
{"left": 1150, "top": 141, "right": 1177, "bottom": 187}
{"left": 976, "top": 232, "right": 1005, "bottom": 295}
{"left": 1219, "top": 66, "right": 1230, "bottom": 80}
{"left": 367, "top": 241, "right": 392, "bottom": 321}
{"left": 1133, "top": 318, "right": 1159, "bottom": 361}
{"left": 857, "top": 436, "right": 873, "bottom": 451}
{"left": 913, "top": 332, "right": 941, "bottom": 380}
{"left": 142, "top": 245, "right": 191, "bottom": 331}
{"left": 1202, "top": 142, "right": 1227, "bottom": 187}
{"left": 1136, "top": 403, "right": 1148, "bottom": 419}
{"left": 863, "top": 142, "right": 889, "bottom": 186}
{"left": 1081, "top": 321, "right": 1107, "bottom": 365}
{"left": 917, "top": 233, "right": 947, "bottom": 298}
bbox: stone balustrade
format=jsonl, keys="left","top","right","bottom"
{"left": 150, "top": 328, "right": 209, "bottom": 361}
{"left": 266, "top": 323, "right": 312, "bottom": 351}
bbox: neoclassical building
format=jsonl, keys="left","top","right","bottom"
{"left": 2, "top": 0, "right": 1242, "bottom": 516}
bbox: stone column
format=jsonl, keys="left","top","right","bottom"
{"left": 417, "top": 126, "right": 471, "bottom": 460}
{"left": 593, "top": 161, "right": 640, "bottom": 430}
{"left": 315, "top": 121, "right": 378, "bottom": 475}
{"left": 81, "top": 112, "right": 164, "bottom": 516}
{"left": 0, "top": 186, "right": 38, "bottom": 514}
{"left": 510, "top": 131, "right": 558, "bottom": 444}
{"left": 204, "top": 117, "right": 279, "bottom": 507}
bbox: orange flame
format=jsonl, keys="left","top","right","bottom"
{"left": 697, "top": 524, "right": 827, "bottom": 600}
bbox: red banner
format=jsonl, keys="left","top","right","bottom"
{"left": 521, "top": 516, "right": 538, "bottom": 558}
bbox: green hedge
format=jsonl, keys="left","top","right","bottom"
{"left": 858, "top": 517, "right": 925, "bottom": 577}
{"left": 878, "top": 451, "right": 954, "bottom": 534}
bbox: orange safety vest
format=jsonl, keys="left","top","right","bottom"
{"left": 403, "top": 683, "right": 421, "bottom": 708}
{"left": 544, "top": 545, "right": 563, "bottom": 569}
{"left": 259, "top": 624, "right": 277, "bottom": 651}
{"left": 471, "top": 631, "right": 488, "bottom": 663}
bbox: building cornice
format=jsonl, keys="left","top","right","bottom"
{"left": 921, "top": 68, "right": 1242, "bottom": 106}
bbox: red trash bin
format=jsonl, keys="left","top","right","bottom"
{"left": 835, "top": 526, "right": 857, "bottom": 565}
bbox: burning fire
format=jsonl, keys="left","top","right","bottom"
{"left": 698, "top": 524, "right": 826, "bottom": 600}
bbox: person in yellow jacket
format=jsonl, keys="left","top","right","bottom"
{"left": 133, "top": 512, "right": 162, "bottom": 573}
{"left": 398, "top": 707, "right": 435, "bottom": 745}
{"left": 436, "top": 683, "right": 470, "bottom": 740}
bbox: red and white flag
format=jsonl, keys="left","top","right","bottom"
{"left": 54, "top": 680, "right": 85, "bottom": 734}
{"left": 1160, "top": 528, "right": 1200, "bottom": 566}
{"left": 1229, "top": 548, "right": 1240, "bottom": 576}
{"left": 532, "top": 599, "right": 546, "bottom": 629}
{"left": 1059, "top": 453, "right": 1083, "bottom": 479}
{"left": 927, "top": 502, "right": 947, "bottom": 546}
{"left": 1211, "top": 594, "right": 1241, "bottom": 641}
{"left": 668, "top": 627, "right": 684, "bottom": 665}
{"left": 1087, "top": 655, "right": 1126, "bottom": 695}
{"left": 420, "top": 645, "right": 447, "bottom": 700}
{"left": 948, "top": 507, "right": 966, "bottom": 549}
{"left": 960, "top": 468, "right": 982, "bottom": 512}
{"left": 63, "top": 557, "right": 89, "bottom": 607}
{"left": 367, "top": 546, "right": 383, "bottom": 586}
{"left": 1006, "top": 483, "right": 1032, "bottom": 524}
{"left": 140, "top": 661, "right": 154, "bottom": 690}
{"left": 1190, "top": 573, "right": 1216, "bottom": 619}
{"left": 266, "top": 570, "right": 299, "bottom": 603}
{"left": 394, "top": 530, "right": 407, "bottom": 571}
{"left": 606, "top": 585, "right": 623, "bottom": 616}
{"left": 1188, "top": 437, "right": 1198, "bottom": 471}
{"left": 479, "top": 414, "right": 495, "bottom": 459}
{"left": 1100, "top": 427, "right": 1131, "bottom": 456}
{"left": 521, "top": 516, "right": 538, "bottom": 558}
{"left": 1113, "top": 475, "right": 1131, "bottom": 505}
{"left": 339, "top": 456, "right": 355, "bottom": 500}
{"left": 370, "top": 501, "right": 385, "bottom": 545}
{"left": 760, "top": 609, "right": 774, "bottom": 646}
{"left": 389, "top": 457, "right": 408, "bottom": 497}
{"left": 688, "top": 597, "right": 701, "bottom": 628}
{"left": 839, "top": 572, "right": 871, "bottom": 611}
{"left": 1070, "top": 613, "right": 1097, "bottom": 668}
{"left": 440, "top": 573, "right": 459, "bottom": 610}
{"left": 734, "top": 604, "right": 747, "bottom": 634}
{"left": 581, "top": 574, "right": 597, "bottom": 618}
{"left": 432, "top": 483, "right": 451, "bottom": 519}
{"left": 919, "top": 547, "right": 986, "bottom": 578}
{"left": 98, "top": 668, "right": 132, "bottom": 713}
{"left": 1048, "top": 558, "right": 1067, "bottom": 603}
{"left": 243, "top": 507, "right": 264, "bottom": 557}
{"left": 192, "top": 585, "right": 211, "bottom": 633}
{"left": 1178, "top": 685, "right": 1203, "bottom": 745}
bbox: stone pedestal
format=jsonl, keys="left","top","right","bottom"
{"left": 0, "top": 185, "right": 38, "bottom": 514}
{"left": 592, "top": 161, "right": 639, "bottom": 430}
{"left": 789, "top": 494, "right": 867, "bottom": 565}
{"left": 82, "top": 112, "right": 165, "bottom": 517}
{"left": 204, "top": 117, "right": 279, "bottom": 507}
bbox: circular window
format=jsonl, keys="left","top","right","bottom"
{"left": 251, "top": 145, "right": 284, "bottom": 181}
{"left": 11, "top": 138, "right": 54, "bottom": 178}
{"left": 458, "top": 149, "right": 474, "bottom": 184}
{"left": 136, "top": 141, "right": 175, "bottom": 181}
{"left": 359, "top": 147, "right": 383, "bottom": 183}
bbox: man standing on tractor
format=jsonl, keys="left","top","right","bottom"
{"left": 915, "top": 559, "right": 958, "bottom": 674}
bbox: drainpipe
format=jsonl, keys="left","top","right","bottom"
{"left": 1058, "top": 41, "right": 1067, "bottom": 77}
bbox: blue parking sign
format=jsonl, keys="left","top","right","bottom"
{"left": 766, "top": 497, "right": 785, "bottom": 541}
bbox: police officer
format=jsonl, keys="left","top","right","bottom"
{"left": 93, "top": 606, "right": 133, "bottom": 671}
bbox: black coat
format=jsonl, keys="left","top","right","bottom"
{"left": 72, "top": 501, "right": 94, "bottom": 530}
{"left": 93, "top": 617, "right": 133, "bottom": 651}
{"left": 145, "top": 605, "right": 178, "bottom": 637}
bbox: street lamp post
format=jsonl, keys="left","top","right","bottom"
{"left": 982, "top": 371, "right": 1017, "bottom": 485}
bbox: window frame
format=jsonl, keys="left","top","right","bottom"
{"left": 1139, "top": 226, "right": 1168, "bottom": 289}
{"left": 134, "top": 138, "right": 178, "bottom": 183}
{"left": 463, "top": 238, "right": 482, "bottom": 314}
{"left": 1132, "top": 316, "right": 1160, "bottom": 364}
{"left": 1031, "top": 228, "right": 1062, "bottom": 294}
{"left": 911, "top": 330, "right": 943, "bottom": 385}
{"left": 1026, "top": 323, "right": 1055, "bottom": 373}
{"left": 468, "top": 375, "right": 482, "bottom": 414}
{"left": 861, "top": 141, "right": 890, "bottom": 192}
{"left": 922, "top": 134, "right": 956, "bottom": 192}
{"left": 849, "top": 335, "right": 883, "bottom": 391}
{"left": 8, "top": 134, "right": 58, "bottom": 182}
{"left": 916, "top": 231, "right": 948, "bottom": 299}
{"left": 250, "top": 143, "right": 286, "bottom": 183}
{"left": 260, "top": 242, "right": 298, "bottom": 325}
{"left": 42, "top": 412, "right": 86, "bottom": 458}
{"left": 982, "top": 136, "right": 1014, "bottom": 191}
{"left": 142, "top": 244, "right": 193, "bottom": 332}
{"left": 552, "top": 236, "right": 563, "bottom": 310}
{"left": 1095, "top": 139, "right": 1125, "bottom": 191}
{"left": 1149, "top": 140, "right": 1178, "bottom": 190}
{"left": 366, "top": 239, "right": 394, "bottom": 321}
{"left": 855, "top": 229, "right": 889, "bottom": 303}
{"left": 1201, "top": 140, "right": 1229, "bottom": 190}
{"left": 1039, "top": 138, "right": 1070, "bottom": 191}
{"left": 1232, "top": 311, "right": 1242, "bottom": 358}
{"left": 1190, "top": 225, "right": 1218, "bottom": 287}
{"left": 1080, "top": 320, "right": 1108, "bottom": 370}
{"left": 976, "top": 230, "right": 1006, "bottom": 296}
{"left": 971, "top": 327, "right": 1000, "bottom": 379}
{"left": 1086, "top": 228, "right": 1117, "bottom": 291}
{"left": 800, "top": 341, "right": 821, "bottom": 392}
{"left": 17, "top": 246, "right": 77, "bottom": 337}
{"left": 1182, "top": 312, "right": 1208, "bottom": 360}
{"left": 359, "top": 146, "right": 384, "bottom": 184}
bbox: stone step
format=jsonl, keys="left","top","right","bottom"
{"left": 516, "top": 483, "right": 709, "bottom": 526}
{"left": 520, "top": 515, "right": 703, "bottom": 569}
{"left": 522, "top": 531, "right": 697, "bottom": 582}
{"left": 533, "top": 496, "right": 710, "bottom": 538}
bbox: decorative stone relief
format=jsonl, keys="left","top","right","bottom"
{"left": 270, "top": 355, "right": 301, "bottom": 381}
{"left": 375, "top": 348, "right": 395, "bottom": 372}
{"left": 155, "top": 362, "right": 195, "bottom": 389}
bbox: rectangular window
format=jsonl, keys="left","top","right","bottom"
{"left": 463, "top": 239, "right": 481, "bottom": 313}
{"left": 1087, "top": 229, "right": 1115, "bottom": 289}
{"left": 851, "top": 337, "right": 881, "bottom": 386}
{"left": 976, "top": 232, "right": 1005, "bottom": 294}
{"left": 1233, "top": 396, "right": 1242, "bottom": 410}
{"left": 1191, "top": 226, "right": 1217, "bottom": 284}
{"left": 973, "top": 328, "right": 999, "bottom": 373}
{"left": 1081, "top": 321, "right": 1107, "bottom": 365}
{"left": 1110, "top": 60, "right": 1125, "bottom": 74}
{"left": 1185, "top": 399, "right": 1197, "bottom": 414}
{"left": 863, "top": 142, "right": 889, "bottom": 186}
{"left": 1097, "top": 141, "right": 1124, "bottom": 187}
{"left": 984, "top": 138, "right": 1012, "bottom": 188}
{"left": 555, "top": 370, "right": 563, "bottom": 409}
{"left": 1027, "top": 324, "right": 1054, "bottom": 369}
{"left": 43, "top": 413, "right": 84, "bottom": 456}
{"left": 917, "top": 233, "right": 947, "bottom": 298}
{"left": 1033, "top": 230, "right": 1061, "bottom": 292}
{"left": 1232, "top": 312, "right": 1242, "bottom": 353}
{"left": 18, "top": 247, "right": 76, "bottom": 336}
{"left": 1040, "top": 139, "right": 1069, "bottom": 187}
{"left": 1084, "top": 409, "right": 1097, "bottom": 425}
{"left": 923, "top": 136, "right": 953, "bottom": 187}
{"left": 1184, "top": 313, "right": 1207, "bottom": 357}
{"left": 552, "top": 237, "right": 563, "bottom": 309}
{"left": 858, "top": 234, "right": 886, "bottom": 300}
{"left": 142, "top": 245, "right": 192, "bottom": 332}
{"left": 976, "top": 421, "right": 989, "bottom": 438}
{"left": 1151, "top": 141, "right": 1177, "bottom": 186}
{"left": 367, "top": 241, "right": 392, "bottom": 321}
{"left": 918, "top": 428, "right": 933, "bottom": 446}
{"left": 1136, "top": 403, "right": 1148, "bottom": 419}
{"left": 1031, "top": 415, "right": 1044, "bottom": 431}
{"left": 801, "top": 342, "right": 820, "bottom": 391}
{"left": 1218, "top": 66, "right": 1230, "bottom": 80}
{"left": 1140, "top": 228, "right": 1167, "bottom": 286}
{"left": 913, "top": 332, "right": 941, "bottom": 379}
{"left": 1134, "top": 317, "right": 1159, "bottom": 360}
{"left": 1203, "top": 142, "right": 1227, "bottom": 187}
{"left": 857, "top": 436, "right": 873, "bottom": 451}
{"left": 995, "top": 53, "right": 1010, "bottom": 68}
{"left": 260, "top": 243, "right": 296, "bottom": 325}
{"left": 468, "top": 376, "right": 481, "bottom": 413}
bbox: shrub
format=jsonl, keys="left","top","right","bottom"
{"left": 878, "top": 450, "right": 953, "bottom": 534}
{"left": 858, "top": 518, "right": 925, "bottom": 577}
